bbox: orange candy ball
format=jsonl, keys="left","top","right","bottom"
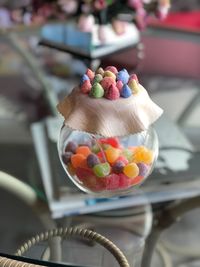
{"left": 71, "top": 154, "right": 86, "bottom": 169}
{"left": 133, "top": 146, "right": 154, "bottom": 164}
{"left": 105, "top": 147, "right": 120, "bottom": 163}
{"left": 76, "top": 146, "right": 91, "bottom": 157}
{"left": 123, "top": 163, "right": 139, "bottom": 178}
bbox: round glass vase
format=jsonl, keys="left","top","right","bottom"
{"left": 58, "top": 125, "right": 158, "bottom": 197}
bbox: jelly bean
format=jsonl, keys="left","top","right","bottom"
{"left": 123, "top": 163, "right": 139, "bottom": 178}
{"left": 96, "top": 67, "right": 104, "bottom": 76}
{"left": 119, "top": 174, "right": 131, "bottom": 188}
{"left": 103, "top": 70, "right": 116, "bottom": 80}
{"left": 90, "top": 82, "right": 104, "bottom": 98}
{"left": 105, "top": 66, "right": 118, "bottom": 75}
{"left": 93, "top": 162, "right": 111, "bottom": 177}
{"left": 117, "top": 69, "right": 129, "bottom": 84}
{"left": 76, "top": 146, "right": 91, "bottom": 157}
{"left": 112, "top": 160, "right": 125, "bottom": 173}
{"left": 80, "top": 74, "right": 89, "bottom": 85}
{"left": 65, "top": 141, "right": 77, "bottom": 153}
{"left": 120, "top": 84, "right": 132, "bottom": 98}
{"left": 86, "top": 68, "right": 95, "bottom": 81}
{"left": 106, "top": 174, "right": 120, "bottom": 190}
{"left": 93, "top": 74, "right": 103, "bottom": 83}
{"left": 71, "top": 154, "right": 86, "bottom": 169}
{"left": 81, "top": 80, "right": 92, "bottom": 94}
{"left": 62, "top": 152, "right": 72, "bottom": 165}
{"left": 128, "top": 79, "right": 139, "bottom": 94}
{"left": 105, "top": 147, "right": 121, "bottom": 163}
{"left": 137, "top": 163, "right": 149, "bottom": 177}
{"left": 117, "top": 156, "right": 129, "bottom": 165}
{"left": 100, "top": 77, "right": 116, "bottom": 91}
{"left": 87, "top": 153, "right": 100, "bottom": 168}
{"left": 105, "top": 84, "right": 120, "bottom": 100}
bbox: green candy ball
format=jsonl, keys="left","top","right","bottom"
{"left": 93, "top": 163, "right": 111, "bottom": 177}
{"left": 93, "top": 74, "right": 103, "bottom": 83}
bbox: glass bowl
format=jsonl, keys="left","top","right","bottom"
{"left": 58, "top": 125, "right": 158, "bottom": 196}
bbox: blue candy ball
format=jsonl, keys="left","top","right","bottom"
{"left": 120, "top": 84, "right": 132, "bottom": 98}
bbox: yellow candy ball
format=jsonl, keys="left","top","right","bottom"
{"left": 105, "top": 147, "right": 120, "bottom": 163}
{"left": 123, "top": 163, "right": 139, "bottom": 178}
{"left": 133, "top": 146, "right": 154, "bottom": 164}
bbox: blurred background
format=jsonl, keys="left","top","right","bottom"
{"left": 0, "top": 1, "right": 200, "bottom": 267}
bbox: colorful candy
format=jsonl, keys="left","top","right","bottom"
{"left": 96, "top": 67, "right": 104, "bottom": 76}
{"left": 105, "top": 147, "right": 121, "bottom": 163}
{"left": 105, "top": 84, "right": 120, "bottom": 100}
{"left": 100, "top": 77, "right": 116, "bottom": 91}
{"left": 62, "top": 136, "right": 153, "bottom": 192}
{"left": 103, "top": 70, "right": 116, "bottom": 80}
{"left": 65, "top": 141, "right": 77, "bottom": 153}
{"left": 123, "top": 163, "right": 139, "bottom": 178}
{"left": 120, "top": 84, "right": 132, "bottom": 98}
{"left": 117, "top": 69, "right": 129, "bottom": 84}
{"left": 116, "top": 80, "right": 123, "bottom": 92}
{"left": 105, "top": 66, "right": 118, "bottom": 75}
{"left": 128, "top": 79, "right": 139, "bottom": 94}
{"left": 81, "top": 80, "right": 92, "bottom": 94}
{"left": 90, "top": 82, "right": 104, "bottom": 98}
{"left": 80, "top": 74, "right": 89, "bottom": 85}
{"left": 129, "top": 73, "right": 139, "bottom": 83}
{"left": 71, "top": 154, "right": 86, "bottom": 169}
{"left": 93, "top": 162, "right": 111, "bottom": 177}
{"left": 86, "top": 68, "right": 95, "bottom": 81}
{"left": 93, "top": 74, "right": 103, "bottom": 83}
{"left": 87, "top": 153, "right": 100, "bottom": 168}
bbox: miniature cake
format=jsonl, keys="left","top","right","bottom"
{"left": 57, "top": 66, "right": 163, "bottom": 195}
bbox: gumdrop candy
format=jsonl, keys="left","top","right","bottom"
{"left": 128, "top": 79, "right": 139, "bottom": 94}
{"left": 71, "top": 154, "right": 86, "bottom": 169}
{"left": 122, "top": 149, "right": 133, "bottom": 162}
{"left": 137, "top": 163, "right": 149, "bottom": 177}
{"left": 93, "top": 74, "right": 103, "bottom": 83}
{"left": 86, "top": 68, "right": 95, "bottom": 81}
{"left": 129, "top": 73, "right": 139, "bottom": 83}
{"left": 130, "top": 175, "right": 144, "bottom": 185}
{"left": 103, "top": 70, "right": 116, "bottom": 80}
{"left": 117, "top": 156, "right": 129, "bottom": 165}
{"left": 90, "top": 82, "right": 104, "bottom": 98}
{"left": 96, "top": 67, "right": 104, "bottom": 76}
{"left": 87, "top": 153, "right": 100, "bottom": 168}
{"left": 105, "top": 84, "right": 120, "bottom": 100}
{"left": 116, "top": 80, "right": 123, "bottom": 92}
{"left": 76, "top": 146, "right": 91, "bottom": 157}
{"left": 105, "top": 147, "right": 121, "bottom": 163}
{"left": 93, "top": 162, "right": 111, "bottom": 177}
{"left": 81, "top": 80, "right": 92, "bottom": 94}
{"left": 80, "top": 74, "right": 89, "bottom": 85}
{"left": 123, "top": 163, "right": 139, "bottom": 178}
{"left": 117, "top": 69, "right": 129, "bottom": 84}
{"left": 100, "top": 77, "right": 116, "bottom": 91}
{"left": 99, "top": 137, "right": 120, "bottom": 148}
{"left": 112, "top": 160, "right": 125, "bottom": 173}
{"left": 62, "top": 152, "right": 73, "bottom": 165}
{"left": 105, "top": 66, "right": 118, "bottom": 75}
{"left": 106, "top": 174, "right": 120, "bottom": 190}
{"left": 91, "top": 144, "right": 101, "bottom": 154}
{"left": 120, "top": 84, "right": 132, "bottom": 98}
{"left": 118, "top": 174, "right": 131, "bottom": 188}
{"left": 65, "top": 141, "right": 77, "bottom": 153}
{"left": 133, "top": 146, "right": 154, "bottom": 164}
{"left": 76, "top": 167, "right": 94, "bottom": 181}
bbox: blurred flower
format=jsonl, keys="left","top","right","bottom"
{"left": 58, "top": 0, "right": 78, "bottom": 14}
